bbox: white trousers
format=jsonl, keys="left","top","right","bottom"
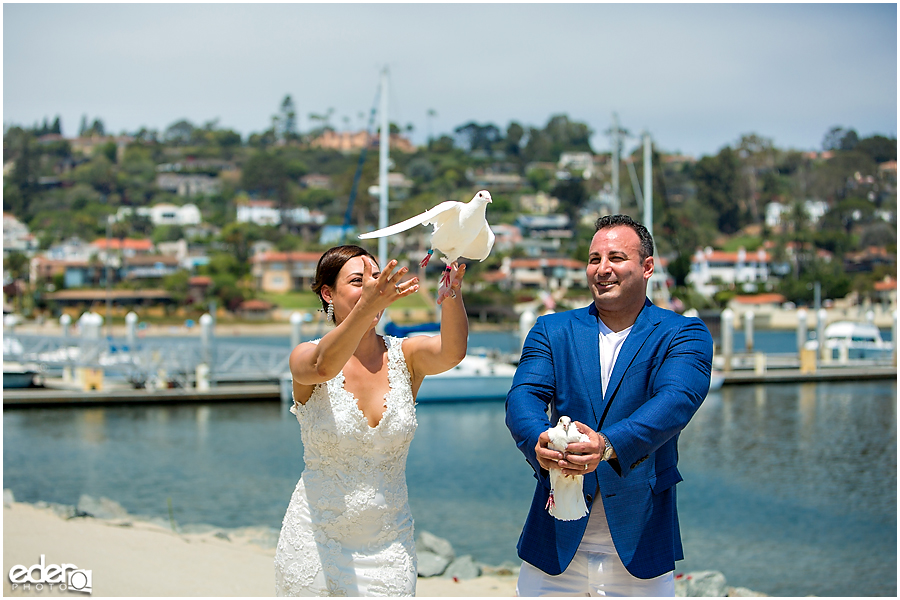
{"left": 516, "top": 499, "right": 674, "bottom": 597}
{"left": 517, "top": 551, "right": 674, "bottom": 597}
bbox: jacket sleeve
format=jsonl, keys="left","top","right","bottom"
{"left": 505, "top": 317, "right": 556, "bottom": 486}
{"left": 601, "top": 317, "right": 713, "bottom": 478}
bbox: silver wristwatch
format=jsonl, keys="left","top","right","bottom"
{"left": 599, "top": 433, "right": 614, "bottom": 462}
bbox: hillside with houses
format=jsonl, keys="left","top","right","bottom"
{"left": 3, "top": 109, "right": 896, "bottom": 326}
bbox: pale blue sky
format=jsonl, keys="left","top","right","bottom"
{"left": 3, "top": 3, "right": 897, "bottom": 157}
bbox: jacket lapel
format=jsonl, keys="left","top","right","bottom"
{"left": 573, "top": 304, "right": 604, "bottom": 425}
{"left": 599, "top": 299, "right": 661, "bottom": 415}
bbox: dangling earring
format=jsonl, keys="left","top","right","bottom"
{"left": 326, "top": 301, "right": 334, "bottom": 324}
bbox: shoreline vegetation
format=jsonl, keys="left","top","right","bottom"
{"left": 3, "top": 491, "right": 770, "bottom": 597}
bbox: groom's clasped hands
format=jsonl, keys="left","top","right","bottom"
{"left": 535, "top": 420, "right": 603, "bottom": 476}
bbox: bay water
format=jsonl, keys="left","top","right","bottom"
{"left": 3, "top": 329, "right": 896, "bottom": 596}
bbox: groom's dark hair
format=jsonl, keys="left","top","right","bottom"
{"left": 595, "top": 214, "right": 654, "bottom": 261}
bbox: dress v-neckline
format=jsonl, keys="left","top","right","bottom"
{"left": 340, "top": 373, "right": 391, "bottom": 430}
{"left": 336, "top": 337, "right": 395, "bottom": 431}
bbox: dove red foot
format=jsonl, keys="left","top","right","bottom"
{"left": 359, "top": 190, "right": 495, "bottom": 292}
{"left": 546, "top": 416, "right": 590, "bottom": 521}
{"left": 437, "top": 266, "right": 453, "bottom": 298}
{"left": 420, "top": 249, "right": 434, "bottom": 268}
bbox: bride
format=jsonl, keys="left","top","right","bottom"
{"left": 274, "top": 244, "right": 468, "bottom": 597}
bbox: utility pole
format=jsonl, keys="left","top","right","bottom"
{"left": 607, "top": 113, "right": 628, "bottom": 215}
{"left": 378, "top": 67, "right": 389, "bottom": 270}
{"left": 643, "top": 131, "right": 653, "bottom": 241}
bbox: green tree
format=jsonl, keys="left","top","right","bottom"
{"left": 3, "top": 127, "right": 40, "bottom": 217}
{"left": 692, "top": 147, "right": 745, "bottom": 234}
{"left": 551, "top": 177, "right": 588, "bottom": 224}
{"left": 162, "top": 270, "right": 190, "bottom": 305}
{"left": 240, "top": 150, "right": 294, "bottom": 232}
{"left": 278, "top": 95, "right": 298, "bottom": 140}
{"left": 856, "top": 135, "right": 897, "bottom": 164}
{"left": 453, "top": 121, "right": 501, "bottom": 153}
{"left": 164, "top": 119, "right": 195, "bottom": 145}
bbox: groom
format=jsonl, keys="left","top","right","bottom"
{"left": 506, "top": 215, "right": 713, "bottom": 596}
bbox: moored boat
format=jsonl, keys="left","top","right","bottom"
{"left": 803, "top": 321, "right": 893, "bottom": 360}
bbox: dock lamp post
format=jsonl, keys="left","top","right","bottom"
{"left": 721, "top": 308, "right": 734, "bottom": 372}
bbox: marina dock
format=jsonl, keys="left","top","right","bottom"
{"left": 3, "top": 365, "right": 895, "bottom": 408}
{"left": 3, "top": 383, "right": 281, "bottom": 407}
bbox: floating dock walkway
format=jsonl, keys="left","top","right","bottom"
{"left": 3, "top": 366, "right": 895, "bottom": 408}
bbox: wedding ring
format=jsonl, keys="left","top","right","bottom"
{"left": 395, "top": 284, "right": 402, "bottom": 293}
{"left": 450, "top": 290, "right": 457, "bottom": 299}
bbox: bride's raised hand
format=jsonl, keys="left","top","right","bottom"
{"left": 359, "top": 256, "right": 419, "bottom": 314}
{"left": 436, "top": 262, "right": 466, "bottom": 305}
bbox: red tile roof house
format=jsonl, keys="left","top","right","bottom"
{"left": 687, "top": 247, "right": 772, "bottom": 298}
{"left": 490, "top": 257, "right": 587, "bottom": 292}
{"left": 727, "top": 293, "right": 789, "bottom": 327}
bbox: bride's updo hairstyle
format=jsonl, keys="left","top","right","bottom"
{"left": 311, "top": 245, "right": 378, "bottom": 312}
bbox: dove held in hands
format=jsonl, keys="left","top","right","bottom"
{"left": 546, "top": 416, "right": 590, "bottom": 521}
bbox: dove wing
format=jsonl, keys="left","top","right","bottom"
{"left": 460, "top": 222, "right": 495, "bottom": 262}
{"left": 358, "top": 202, "right": 459, "bottom": 239}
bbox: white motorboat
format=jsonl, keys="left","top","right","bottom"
{"left": 415, "top": 352, "right": 517, "bottom": 402}
{"left": 3, "top": 362, "right": 40, "bottom": 388}
{"left": 803, "top": 321, "right": 893, "bottom": 360}
{"left": 279, "top": 352, "right": 517, "bottom": 404}
{"left": 708, "top": 370, "right": 725, "bottom": 392}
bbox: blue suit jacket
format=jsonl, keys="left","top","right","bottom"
{"left": 505, "top": 299, "right": 713, "bottom": 579}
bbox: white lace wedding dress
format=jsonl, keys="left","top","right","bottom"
{"left": 274, "top": 336, "right": 419, "bottom": 597}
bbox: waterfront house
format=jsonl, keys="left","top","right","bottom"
{"left": 843, "top": 246, "right": 896, "bottom": 274}
{"left": 90, "top": 238, "right": 154, "bottom": 261}
{"left": 765, "top": 200, "right": 829, "bottom": 228}
{"left": 43, "top": 237, "right": 94, "bottom": 262}
{"left": 3, "top": 213, "right": 39, "bottom": 257}
{"left": 515, "top": 214, "right": 573, "bottom": 256}
{"left": 118, "top": 203, "right": 202, "bottom": 227}
{"left": 121, "top": 255, "right": 181, "bottom": 283}
{"left": 188, "top": 276, "right": 212, "bottom": 305}
{"left": 236, "top": 299, "right": 275, "bottom": 320}
{"left": 491, "top": 223, "right": 524, "bottom": 253}
{"left": 687, "top": 247, "right": 771, "bottom": 298}
{"left": 310, "top": 130, "right": 415, "bottom": 153}
{"left": 727, "top": 293, "right": 789, "bottom": 327}
{"left": 873, "top": 277, "right": 897, "bottom": 311}
{"left": 518, "top": 192, "right": 560, "bottom": 215}
{"left": 155, "top": 173, "right": 222, "bottom": 197}
{"left": 44, "top": 288, "right": 175, "bottom": 312}
{"left": 300, "top": 174, "right": 334, "bottom": 190}
{"left": 236, "top": 200, "right": 327, "bottom": 228}
{"left": 490, "top": 256, "right": 587, "bottom": 292}
{"left": 250, "top": 251, "right": 323, "bottom": 293}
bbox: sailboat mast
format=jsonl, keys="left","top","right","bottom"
{"left": 378, "top": 67, "right": 390, "bottom": 269}
{"left": 643, "top": 131, "right": 653, "bottom": 240}
{"left": 611, "top": 113, "right": 621, "bottom": 214}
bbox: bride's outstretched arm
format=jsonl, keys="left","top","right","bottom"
{"left": 291, "top": 257, "right": 417, "bottom": 385}
{"left": 405, "top": 262, "right": 468, "bottom": 378}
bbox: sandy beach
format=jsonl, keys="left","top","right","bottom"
{"left": 2, "top": 500, "right": 518, "bottom": 597}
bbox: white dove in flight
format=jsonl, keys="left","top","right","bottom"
{"left": 359, "top": 190, "right": 495, "bottom": 292}
{"left": 546, "top": 416, "right": 590, "bottom": 521}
